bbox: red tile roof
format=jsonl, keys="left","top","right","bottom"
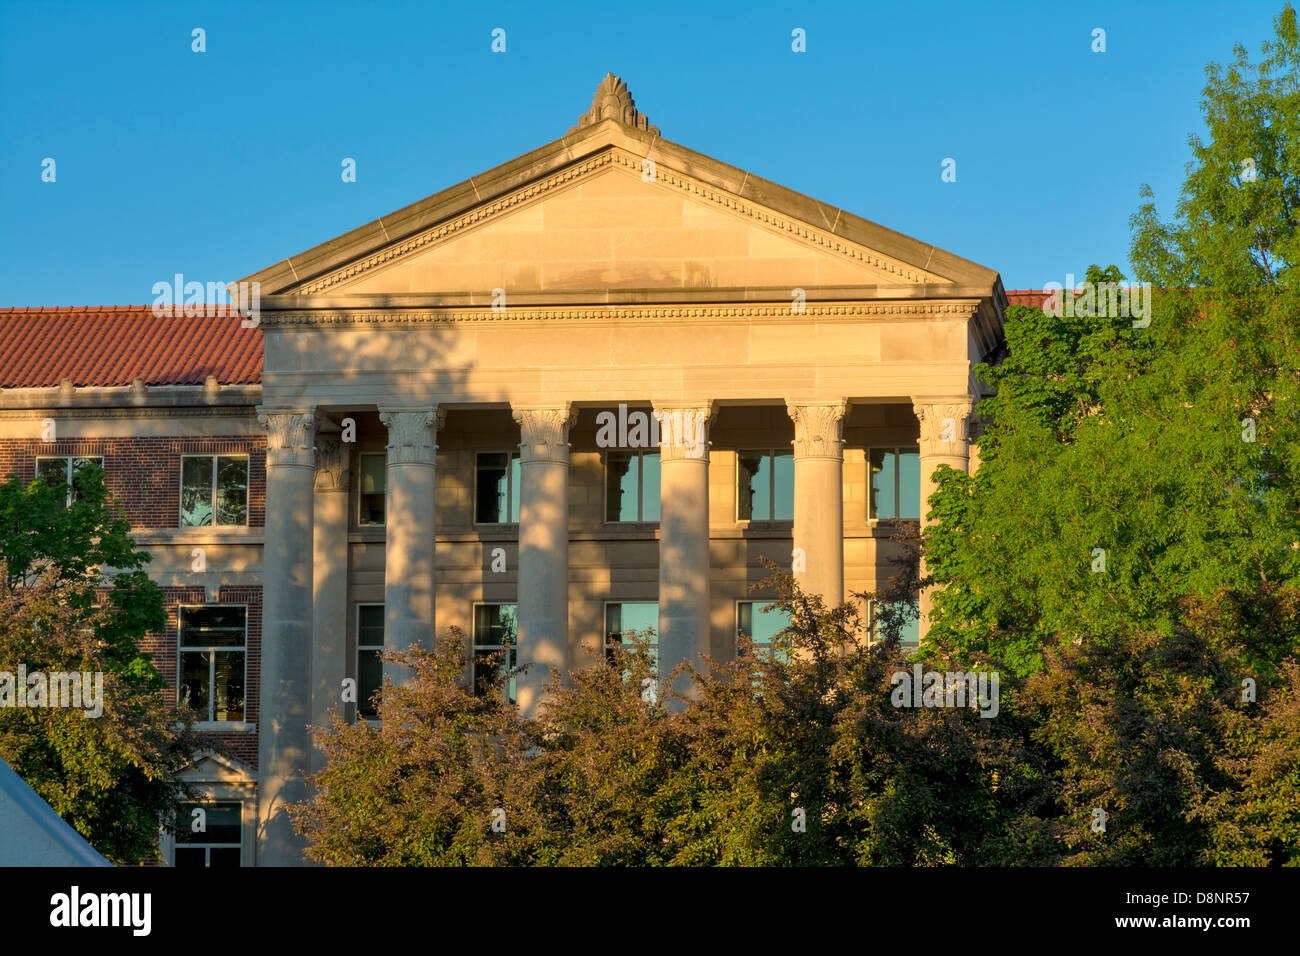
{"left": 0, "top": 306, "right": 262, "bottom": 388}
{"left": 1004, "top": 289, "right": 1051, "bottom": 308}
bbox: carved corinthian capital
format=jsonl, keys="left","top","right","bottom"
{"left": 786, "top": 400, "right": 847, "bottom": 459}
{"left": 512, "top": 403, "right": 575, "bottom": 464}
{"left": 912, "top": 398, "right": 973, "bottom": 459}
{"left": 258, "top": 409, "right": 316, "bottom": 468}
{"left": 313, "top": 436, "right": 349, "bottom": 491}
{"left": 652, "top": 401, "right": 716, "bottom": 462}
{"left": 379, "top": 407, "right": 444, "bottom": 465}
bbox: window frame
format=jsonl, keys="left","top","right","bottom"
{"left": 471, "top": 602, "right": 518, "bottom": 703}
{"left": 355, "top": 603, "right": 385, "bottom": 720}
{"left": 177, "top": 604, "right": 248, "bottom": 724}
{"left": 734, "top": 448, "right": 794, "bottom": 522}
{"left": 867, "top": 445, "right": 921, "bottom": 522}
{"left": 178, "top": 453, "right": 250, "bottom": 528}
{"left": 34, "top": 455, "right": 104, "bottom": 507}
{"left": 357, "top": 452, "right": 387, "bottom": 527}
{"left": 473, "top": 451, "right": 521, "bottom": 526}
{"left": 603, "top": 449, "right": 660, "bottom": 524}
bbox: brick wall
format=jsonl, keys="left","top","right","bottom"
{"left": 0, "top": 435, "right": 266, "bottom": 529}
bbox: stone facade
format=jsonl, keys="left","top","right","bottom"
{"left": 0, "top": 76, "right": 1008, "bottom": 865}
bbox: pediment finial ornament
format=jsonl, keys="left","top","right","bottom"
{"left": 569, "top": 72, "right": 658, "bottom": 135}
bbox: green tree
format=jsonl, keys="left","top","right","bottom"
{"left": 0, "top": 465, "right": 200, "bottom": 863}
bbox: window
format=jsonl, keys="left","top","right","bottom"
{"left": 869, "top": 447, "right": 921, "bottom": 520}
{"left": 356, "top": 604, "right": 384, "bottom": 719}
{"left": 476, "top": 452, "right": 521, "bottom": 524}
{"left": 180, "top": 455, "right": 248, "bottom": 527}
{"left": 604, "top": 602, "right": 658, "bottom": 667}
{"left": 737, "top": 600, "right": 791, "bottom": 662}
{"left": 737, "top": 449, "right": 793, "bottom": 521}
{"left": 178, "top": 606, "right": 246, "bottom": 722}
{"left": 359, "top": 453, "right": 386, "bottom": 525}
{"left": 35, "top": 456, "right": 103, "bottom": 507}
{"left": 174, "top": 802, "right": 241, "bottom": 867}
{"left": 868, "top": 599, "right": 920, "bottom": 647}
{"left": 605, "top": 450, "right": 659, "bottom": 522}
{"left": 473, "top": 603, "right": 518, "bottom": 702}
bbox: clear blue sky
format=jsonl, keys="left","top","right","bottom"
{"left": 0, "top": 0, "right": 1288, "bottom": 305}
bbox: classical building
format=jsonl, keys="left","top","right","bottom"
{"left": 0, "top": 75, "right": 1014, "bottom": 866}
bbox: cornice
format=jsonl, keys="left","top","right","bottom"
{"left": 296, "top": 147, "right": 933, "bottom": 295}
{"left": 263, "top": 300, "right": 984, "bottom": 329}
{"left": 0, "top": 405, "right": 259, "bottom": 419}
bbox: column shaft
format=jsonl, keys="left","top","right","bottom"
{"left": 912, "top": 398, "right": 973, "bottom": 640}
{"left": 256, "top": 408, "right": 315, "bottom": 866}
{"left": 654, "top": 402, "right": 714, "bottom": 704}
{"left": 379, "top": 408, "right": 442, "bottom": 686}
{"left": 512, "top": 404, "right": 574, "bottom": 717}
{"left": 310, "top": 436, "right": 348, "bottom": 773}
{"left": 787, "top": 400, "right": 847, "bottom": 608}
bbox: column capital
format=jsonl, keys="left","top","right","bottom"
{"left": 313, "top": 435, "right": 350, "bottom": 491}
{"left": 786, "top": 399, "right": 847, "bottom": 459}
{"left": 379, "top": 407, "right": 445, "bottom": 465}
{"left": 911, "top": 397, "right": 973, "bottom": 458}
{"left": 652, "top": 400, "right": 716, "bottom": 462}
{"left": 257, "top": 407, "right": 316, "bottom": 469}
{"left": 512, "top": 403, "right": 576, "bottom": 464}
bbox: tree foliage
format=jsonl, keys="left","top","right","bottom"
{"left": 0, "top": 466, "right": 200, "bottom": 863}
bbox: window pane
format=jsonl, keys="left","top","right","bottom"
{"left": 737, "top": 601, "right": 753, "bottom": 636}
{"left": 69, "top": 457, "right": 103, "bottom": 503}
{"left": 176, "top": 803, "right": 241, "bottom": 844}
{"left": 473, "top": 650, "right": 499, "bottom": 696}
{"left": 606, "top": 451, "right": 637, "bottom": 522}
{"left": 898, "top": 449, "right": 920, "bottom": 520}
{"left": 618, "top": 603, "right": 658, "bottom": 645}
{"left": 179, "top": 651, "right": 210, "bottom": 716}
{"left": 474, "top": 604, "right": 517, "bottom": 647}
{"left": 476, "top": 453, "right": 509, "bottom": 523}
{"left": 750, "top": 602, "right": 790, "bottom": 645}
{"left": 35, "top": 458, "right": 67, "bottom": 486}
{"left": 772, "top": 451, "right": 794, "bottom": 521}
{"left": 900, "top": 613, "right": 920, "bottom": 647}
{"left": 212, "top": 651, "right": 245, "bottom": 721}
{"left": 360, "top": 454, "right": 385, "bottom": 525}
{"left": 358, "top": 605, "right": 384, "bottom": 647}
{"left": 738, "top": 451, "right": 768, "bottom": 520}
{"left": 214, "top": 457, "right": 247, "bottom": 525}
{"left": 180, "top": 457, "right": 214, "bottom": 527}
{"left": 357, "top": 649, "right": 382, "bottom": 718}
{"left": 640, "top": 452, "right": 660, "bottom": 522}
{"left": 870, "top": 449, "right": 897, "bottom": 520}
{"left": 180, "top": 606, "right": 246, "bottom": 647}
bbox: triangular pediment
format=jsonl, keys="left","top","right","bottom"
{"left": 243, "top": 79, "right": 1001, "bottom": 304}
{"left": 305, "top": 153, "right": 945, "bottom": 297}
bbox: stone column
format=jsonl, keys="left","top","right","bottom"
{"left": 511, "top": 403, "right": 575, "bottom": 718}
{"left": 912, "top": 398, "right": 972, "bottom": 525}
{"left": 653, "top": 401, "right": 715, "bottom": 705}
{"left": 255, "top": 408, "right": 315, "bottom": 866}
{"left": 378, "top": 407, "right": 443, "bottom": 686}
{"left": 787, "top": 400, "right": 848, "bottom": 609}
{"left": 310, "top": 434, "right": 348, "bottom": 773}
{"left": 912, "top": 397, "right": 973, "bottom": 640}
